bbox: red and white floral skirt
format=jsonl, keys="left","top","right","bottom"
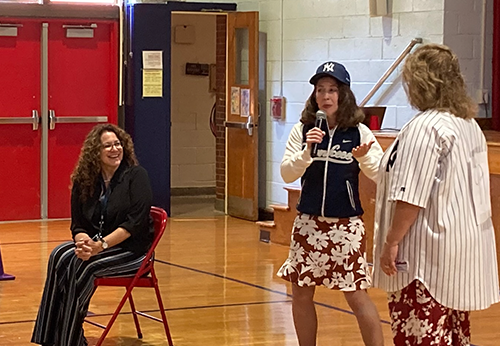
{"left": 277, "top": 213, "right": 371, "bottom": 291}
{"left": 388, "top": 280, "right": 470, "bottom": 346}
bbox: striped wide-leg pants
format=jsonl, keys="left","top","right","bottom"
{"left": 31, "top": 241, "right": 145, "bottom": 346}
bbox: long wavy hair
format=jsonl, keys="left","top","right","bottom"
{"left": 71, "top": 124, "right": 138, "bottom": 202}
{"left": 300, "top": 79, "right": 364, "bottom": 129}
{"left": 402, "top": 43, "right": 477, "bottom": 119}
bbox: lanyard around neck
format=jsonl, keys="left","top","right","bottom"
{"left": 98, "top": 180, "right": 112, "bottom": 236}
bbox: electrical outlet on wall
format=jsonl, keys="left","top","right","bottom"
{"left": 475, "top": 89, "right": 489, "bottom": 104}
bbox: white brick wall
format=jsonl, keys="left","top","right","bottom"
{"left": 399, "top": 11, "right": 444, "bottom": 37}
{"left": 413, "top": 0, "right": 444, "bottom": 12}
{"left": 184, "top": 0, "right": 492, "bottom": 208}
{"left": 283, "top": 18, "right": 344, "bottom": 40}
{"left": 392, "top": 0, "right": 413, "bottom": 13}
{"left": 261, "top": 0, "right": 440, "bottom": 206}
{"left": 328, "top": 37, "right": 383, "bottom": 60}
{"left": 443, "top": 0, "right": 492, "bottom": 117}
{"left": 170, "top": 13, "right": 216, "bottom": 188}
{"left": 283, "top": 39, "right": 330, "bottom": 61}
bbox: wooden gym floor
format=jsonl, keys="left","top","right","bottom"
{"left": 0, "top": 201, "right": 498, "bottom": 345}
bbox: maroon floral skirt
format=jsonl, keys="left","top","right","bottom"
{"left": 277, "top": 213, "right": 371, "bottom": 291}
{"left": 388, "top": 280, "right": 470, "bottom": 345}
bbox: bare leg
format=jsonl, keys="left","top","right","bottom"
{"left": 292, "top": 284, "right": 317, "bottom": 346}
{"left": 344, "top": 290, "right": 384, "bottom": 346}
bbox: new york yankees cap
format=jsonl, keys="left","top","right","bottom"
{"left": 309, "top": 61, "right": 351, "bottom": 87}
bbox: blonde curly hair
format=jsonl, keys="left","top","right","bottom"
{"left": 71, "top": 124, "right": 138, "bottom": 202}
{"left": 403, "top": 43, "right": 477, "bottom": 119}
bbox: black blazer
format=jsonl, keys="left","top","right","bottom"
{"left": 70, "top": 163, "right": 154, "bottom": 255}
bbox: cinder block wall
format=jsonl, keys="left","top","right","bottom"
{"left": 185, "top": 0, "right": 492, "bottom": 207}
{"left": 170, "top": 13, "right": 217, "bottom": 189}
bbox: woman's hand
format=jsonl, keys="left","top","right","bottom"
{"left": 74, "top": 227, "right": 131, "bottom": 261}
{"left": 74, "top": 233, "right": 93, "bottom": 260}
{"left": 75, "top": 239, "right": 91, "bottom": 260}
{"left": 74, "top": 232, "right": 91, "bottom": 243}
{"left": 380, "top": 242, "right": 398, "bottom": 276}
{"left": 352, "top": 140, "right": 375, "bottom": 158}
{"left": 74, "top": 238, "right": 103, "bottom": 261}
{"left": 305, "top": 127, "right": 325, "bottom": 151}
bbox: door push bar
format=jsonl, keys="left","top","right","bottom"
{"left": 0, "top": 110, "right": 40, "bottom": 130}
{"left": 224, "top": 116, "right": 256, "bottom": 136}
{"left": 0, "top": 23, "right": 23, "bottom": 37}
{"left": 62, "top": 24, "right": 97, "bottom": 29}
{"left": 0, "top": 23, "right": 23, "bottom": 27}
{"left": 49, "top": 110, "right": 108, "bottom": 130}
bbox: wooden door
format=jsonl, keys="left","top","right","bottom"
{"left": 0, "top": 20, "right": 42, "bottom": 221}
{"left": 225, "top": 12, "right": 259, "bottom": 221}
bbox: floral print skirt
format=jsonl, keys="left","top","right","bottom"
{"left": 277, "top": 213, "right": 371, "bottom": 291}
{"left": 388, "top": 280, "right": 470, "bottom": 346}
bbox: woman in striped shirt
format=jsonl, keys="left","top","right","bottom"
{"left": 373, "top": 43, "right": 500, "bottom": 345}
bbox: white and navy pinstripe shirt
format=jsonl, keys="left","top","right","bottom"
{"left": 373, "top": 110, "right": 500, "bottom": 311}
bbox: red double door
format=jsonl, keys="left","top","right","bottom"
{"left": 0, "top": 18, "right": 118, "bottom": 221}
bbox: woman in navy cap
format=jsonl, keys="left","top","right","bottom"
{"left": 277, "top": 61, "right": 384, "bottom": 346}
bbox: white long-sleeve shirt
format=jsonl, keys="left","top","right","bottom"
{"left": 280, "top": 122, "right": 383, "bottom": 184}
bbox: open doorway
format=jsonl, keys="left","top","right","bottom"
{"left": 169, "top": 12, "right": 224, "bottom": 218}
{"left": 125, "top": 4, "right": 261, "bottom": 219}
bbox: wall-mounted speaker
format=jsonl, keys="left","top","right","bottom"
{"left": 370, "top": 0, "right": 388, "bottom": 16}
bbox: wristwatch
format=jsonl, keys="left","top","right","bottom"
{"left": 100, "top": 238, "right": 109, "bottom": 250}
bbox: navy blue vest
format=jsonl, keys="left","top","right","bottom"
{"left": 297, "top": 123, "right": 364, "bottom": 218}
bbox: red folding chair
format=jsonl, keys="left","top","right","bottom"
{"left": 85, "top": 206, "right": 174, "bottom": 346}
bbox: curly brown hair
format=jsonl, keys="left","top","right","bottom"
{"left": 300, "top": 80, "right": 364, "bottom": 129}
{"left": 403, "top": 43, "right": 477, "bottom": 119}
{"left": 71, "top": 124, "right": 138, "bottom": 201}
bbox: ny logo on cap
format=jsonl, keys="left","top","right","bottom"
{"left": 323, "top": 62, "right": 335, "bottom": 72}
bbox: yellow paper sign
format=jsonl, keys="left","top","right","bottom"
{"left": 143, "top": 70, "right": 163, "bottom": 97}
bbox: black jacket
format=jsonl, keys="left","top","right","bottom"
{"left": 70, "top": 163, "right": 154, "bottom": 255}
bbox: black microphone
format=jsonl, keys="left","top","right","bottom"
{"left": 311, "top": 110, "right": 327, "bottom": 157}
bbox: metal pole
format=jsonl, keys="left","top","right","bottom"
{"left": 359, "top": 37, "right": 423, "bottom": 107}
{"left": 41, "top": 23, "right": 49, "bottom": 219}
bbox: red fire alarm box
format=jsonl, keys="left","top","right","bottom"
{"left": 270, "top": 96, "right": 285, "bottom": 120}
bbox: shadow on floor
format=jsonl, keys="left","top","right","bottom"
{"left": 170, "top": 195, "right": 225, "bottom": 218}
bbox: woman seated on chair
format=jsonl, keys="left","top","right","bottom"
{"left": 32, "top": 123, "right": 154, "bottom": 346}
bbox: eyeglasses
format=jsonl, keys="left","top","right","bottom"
{"left": 102, "top": 141, "right": 122, "bottom": 151}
